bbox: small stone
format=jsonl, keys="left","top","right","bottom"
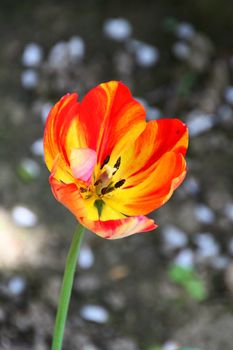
{"left": 41, "top": 102, "right": 53, "bottom": 124}
{"left": 80, "top": 305, "right": 109, "bottom": 324}
{"left": 21, "top": 69, "right": 38, "bottom": 89}
{"left": 103, "top": 18, "right": 132, "bottom": 41}
{"left": 83, "top": 345, "right": 99, "bottom": 350}
{"left": 146, "top": 107, "right": 161, "bottom": 120}
{"left": 0, "top": 308, "right": 5, "bottom": 322}
{"left": 194, "top": 232, "right": 220, "bottom": 259}
{"left": 22, "top": 43, "right": 43, "bottom": 67}
{"left": 31, "top": 139, "right": 44, "bottom": 157}
{"left": 194, "top": 204, "right": 215, "bottom": 224}
{"left": 75, "top": 274, "right": 100, "bottom": 293}
{"left": 163, "top": 340, "right": 179, "bottom": 350}
{"left": 68, "top": 36, "right": 85, "bottom": 61}
{"left": 43, "top": 276, "right": 61, "bottom": 307}
{"left": 174, "top": 249, "right": 194, "bottom": 269}
{"left": 48, "top": 41, "right": 69, "bottom": 69}
{"left": 223, "top": 203, "right": 233, "bottom": 222}
{"left": 8, "top": 276, "right": 26, "bottom": 296}
{"left": 128, "top": 40, "right": 159, "bottom": 67}
{"left": 172, "top": 42, "right": 190, "bottom": 60}
{"left": 225, "top": 262, "right": 233, "bottom": 295}
{"left": 78, "top": 245, "right": 94, "bottom": 269}
{"left": 135, "top": 43, "right": 159, "bottom": 67}
{"left": 187, "top": 110, "right": 215, "bottom": 136}
{"left": 12, "top": 206, "right": 38, "bottom": 227}
{"left": 217, "top": 104, "right": 233, "bottom": 126}
{"left": 162, "top": 225, "right": 188, "bottom": 250}
{"left": 18, "top": 158, "right": 40, "bottom": 180}
{"left": 175, "top": 22, "right": 195, "bottom": 40}
{"left": 183, "top": 176, "right": 200, "bottom": 196}
{"left": 210, "top": 255, "right": 229, "bottom": 270}
{"left": 224, "top": 86, "right": 233, "bottom": 105}
{"left": 135, "top": 97, "right": 148, "bottom": 109}
{"left": 108, "top": 337, "right": 139, "bottom": 350}
{"left": 104, "top": 291, "right": 126, "bottom": 311}
{"left": 228, "top": 238, "right": 233, "bottom": 255}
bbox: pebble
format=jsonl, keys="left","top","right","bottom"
{"left": 183, "top": 176, "right": 200, "bottom": 196}
{"left": 187, "top": 110, "right": 215, "bottom": 136}
{"left": 175, "top": 22, "right": 195, "bottom": 41}
{"left": 78, "top": 245, "right": 94, "bottom": 269}
{"left": 128, "top": 40, "right": 159, "bottom": 67}
{"left": 174, "top": 248, "right": 194, "bottom": 269}
{"left": 19, "top": 158, "right": 40, "bottom": 179}
{"left": 11, "top": 205, "right": 38, "bottom": 227}
{"left": 162, "top": 225, "right": 188, "bottom": 250}
{"left": 0, "top": 308, "right": 5, "bottom": 322}
{"left": 68, "top": 36, "right": 85, "bottom": 61}
{"left": 223, "top": 203, "right": 233, "bottom": 222}
{"left": 172, "top": 41, "right": 190, "bottom": 60}
{"left": 108, "top": 338, "right": 139, "bottom": 350}
{"left": 48, "top": 41, "right": 68, "bottom": 69}
{"left": 8, "top": 276, "right": 26, "bottom": 296}
{"left": 146, "top": 106, "right": 162, "bottom": 120}
{"left": 80, "top": 305, "right": 109, "bottom": 324}
{"left": 104, "top": 291, "right": 126, "bottom": 311}
{"left": 194, "top": 232, "right": 220, "bottom": 259}
{"left": 22, "top": 43, "right": 43, "bottom": 67}
{"left": 210, "top": 255, "right": 229, "bottom": 270}
{"left": 103, "top": 18, "right": 132, "bottom": 41}
{"left": 163, "top": 340, "right": 179, "bottom": 350}
{"left": 83, "top": 345, "right": 99, "bottom": 350}
{"left": 41, "top": 102, "right": 53, "bottom": 124}
{"left": 135, "top": 43, "right": 159, "bottom": 67}
{"left": 21, "top": 69, "right": 38, "bottom": 89}
{"left": 135, "top": 97, "right": 148, "bottom": 109}
{"left": 194, "top": 204, "right": 215, "bottom": 224}
{"left": 225, "top": 262, "right": 233, "bottom": 295}
{"left": 31, "top": 139, "right": 44, "bottom": 157}
{"left": 75, "top": 274, "right": 100, "bottom": 293}
{"left": 217, "top": 104, "right": 233, "bottom": 125}
{"left": 224, "top": 86, "right": 233, "bottom": 105}
{"left": 228, "top": 238, "right": 233, "bottom": 255}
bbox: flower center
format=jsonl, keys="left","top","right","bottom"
{"left": 79, "top": 155, "right": 125, "bottom": 200}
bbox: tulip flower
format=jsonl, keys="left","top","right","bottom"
{"left": 44, "top": 81, "right": 188, "bottom": 239}
{"left": 44, "top": 81, "right": 188, "bottom": 350}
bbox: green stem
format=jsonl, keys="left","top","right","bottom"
{"left": 51, "top": 223, "right": 85, "bottom": 350}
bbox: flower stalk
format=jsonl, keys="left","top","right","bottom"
{"left": 51, "top": 223, "right": 85, "bottom": 350}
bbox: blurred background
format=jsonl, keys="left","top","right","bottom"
{"left": 1, "top": 1, "right": 233, "bottom": 349}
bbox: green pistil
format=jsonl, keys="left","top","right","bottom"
{"left": 94, "top": 199, "right": 105, "bottom": 218}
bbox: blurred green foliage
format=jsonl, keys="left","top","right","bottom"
{"left": 168, "top": 264, "right": 206, "bottom": 301}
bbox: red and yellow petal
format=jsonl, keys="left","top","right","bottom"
{"left": 78, "top": 81, "right": 147, "bottom": 167}
{"left": 114, "top": 118, "right": 188, "bottom": 183}
{"left": 44, "top": 93, "right": 78, "bottom": 170}
{"left": 105, "top": 151, "right": 187, "bottom": 216}
{"left": 79, "top": 215, "right": 157, "bottom": 239}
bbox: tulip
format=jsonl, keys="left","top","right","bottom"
{"left": 44, "top": 81, "right": 188, "bottom": 239}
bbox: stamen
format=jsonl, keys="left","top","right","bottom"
{"left": 114, "top": 157, "right": 121, "bottom": 169}
{"left": 113, "top": 157, "right": 121, "bottom": 175}
{"left": 101, "top": 186, "right": 115, "bottom": 195}
{"left": 94, "top": 179, "right": 101, "bottom": 186}
{"left": 114, "top": 179, "right": 125, "bottom": 188}
{"left": 80, "top": 187, "right": 87, "bottom": 193}
{"left": 100, "top": 155, "right": 110, "bottom": 169}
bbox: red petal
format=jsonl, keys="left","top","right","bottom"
{"left": 80, "top": 215, "right": 157, "bottom": 239}
{"left": 78, "top": 81, "right": 146, "bottom": 165}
